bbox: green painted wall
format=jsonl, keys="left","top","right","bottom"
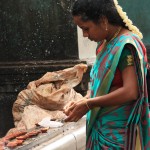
{"left": 119, "top": 0, "right": 150, "bottom": 45}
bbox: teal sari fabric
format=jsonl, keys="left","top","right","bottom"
{"left": 86, "top": 33, "right": 150, "bottom": 149}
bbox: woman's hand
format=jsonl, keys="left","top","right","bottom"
{"left": 63, "top": 99, "right": 89, "bottom": 122}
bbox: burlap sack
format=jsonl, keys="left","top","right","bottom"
{"left": 12, "top": 64, "right": 87, "bottom": 128}
{"left": 18, "top": 105, "right": 67, "bottom": 129}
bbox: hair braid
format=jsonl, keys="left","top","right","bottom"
{"left": 114, "top": 0, "right": 143, "bottom": 39}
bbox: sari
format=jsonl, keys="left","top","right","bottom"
{"left": 86, "top": 33, "right": 150, "bottom": 150}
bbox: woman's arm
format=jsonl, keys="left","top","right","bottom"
{"left": 87, "top": 65, "right": 139, "bottom": 108}
{"left": 64, "top": 65, "right": 139, "bottom": 122}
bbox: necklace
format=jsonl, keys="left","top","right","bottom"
{"left": 106, "top": 27, "right": 122, "bottom": 44}
{"left": 97, "top": 27, "right": 122, "bottom": 56}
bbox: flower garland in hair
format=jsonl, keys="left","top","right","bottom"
{"left": 114, "top": 0, "right": 143, "bottom": 39}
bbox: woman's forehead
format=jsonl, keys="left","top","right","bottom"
{"left": 73, "top": 16, "right": 98, "bottom": 26}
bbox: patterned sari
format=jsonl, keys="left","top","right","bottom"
{"left": 86, "top": 33, "right": 150, "bottom": 150}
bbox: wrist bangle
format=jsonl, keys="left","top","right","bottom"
{"left": 85, "top": 101, "right": 90, "bottom": 110}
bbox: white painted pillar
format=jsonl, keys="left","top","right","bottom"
{"left": 77, "top": 27, "right": 97, "bottom": 60}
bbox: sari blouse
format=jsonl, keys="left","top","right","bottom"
{"left": 96, "top": 44, "right": 134, "bottom": 88}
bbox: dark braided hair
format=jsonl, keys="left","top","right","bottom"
{"left": 72, "top": 0, "right": 126, "bottom": 28}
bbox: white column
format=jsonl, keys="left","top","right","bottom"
{"left": 77, "top": 27, "right": 97, "bottom": 60}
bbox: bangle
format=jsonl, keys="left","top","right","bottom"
{"left": 85, "top": 101, "right": 90, "bottom": 110}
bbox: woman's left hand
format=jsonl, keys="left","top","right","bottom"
{"left": 64, "top": 99, "right": 89, "bottom": 122}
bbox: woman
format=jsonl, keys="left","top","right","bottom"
{"left": 64, "top": 0, "right": 150, "bottom": 149}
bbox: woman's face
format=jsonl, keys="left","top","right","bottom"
{"left": 73, "top": 16, "right": 106, "bottom": 42}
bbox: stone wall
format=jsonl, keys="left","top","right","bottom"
{"left": 0, "top": 0, "right": 83, "bottom": 137}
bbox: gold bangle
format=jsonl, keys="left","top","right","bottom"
{"left": 85, "top": 101, "right": 90, "bottom": 110}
